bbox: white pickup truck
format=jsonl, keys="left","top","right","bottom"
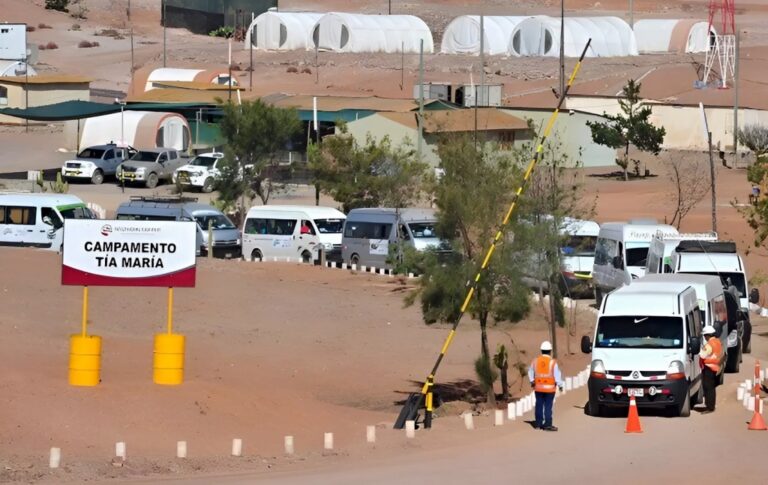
{"left": 172, "top": 152, "right": 224, "bottom": 193}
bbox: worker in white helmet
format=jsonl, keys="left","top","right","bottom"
{"left": 528, "top": 340, "right": 564, "bottom": 431}
{"left": 699, "top": 325, "right": 723, "bottom": 414}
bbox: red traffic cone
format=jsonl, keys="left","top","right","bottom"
{"left": 625, "top": 395, "right": 643, "bottom": 433}
{"left": 748, "top": 360, "right": 767, "bottom": 431}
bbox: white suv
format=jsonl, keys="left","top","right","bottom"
{"left": 173, "top": 152, "right": 224, "bottom": 193}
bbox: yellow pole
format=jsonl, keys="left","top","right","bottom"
{"left": 167, "top": 286, "right": 174, "bottom": 334}
{"left": 81, "top": 286, "right": 89, "bottom": 337}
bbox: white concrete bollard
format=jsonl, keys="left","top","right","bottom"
{"left": 748, "top": 397, "right": 756, "bottom": 412}
{"left": 532, "top": 293, "right": 540, "bottom": 303}
{"left": 464, "top": 412, "right": 475, "bottom": 430}
{"left": 231, "top": 438, "right": 243, "bottom": 457}
{"left": 49, "top": 447, "right": 61, "bottom": 469}
{"left": 737, "top": 385, "right": 746, "bottom": 400}
{"left": 745, "top": 379, "right": 752, "bottom": 389}
{"left": 408, "top": 273, "right": 415, "bottom": 278}
{"left": 743, "top": 392, "right": 750, "bottom": 408}
{"left": 342, "top": 263, "right": 348, "bottom": 270}
{"left": 284, "top": 436, "right": 294, "bottom": 455}
{"left": 361, "top": 265, "right": 367, "bottom": 272}
{"left": 323, "top": 432, "right": 334, "bottom": 451}
{"left": 115, "top": 441, "right": 126, "bottom": 460}
{"left": 507, "top": 402, "right": 516, "bottom": 420}
{"left": 565, "top": 377, "right": 573, "bottom": 391}
{"left": 351, "top": 264, "right": 357, "bottom": 271}
{"left": 761, "top": 307, "right": 768, "bottom": 317}
{"left": 494, "top": 409, "right": 504, "bottom": 426}
{"left": 176, "top": 441, "right": 187, "bottom": 459}
{"left": 515, "top": 400, "right": 523, "bottom": 416}
{"left": 405, "top": 420, "right": 416, "bottom": 438}
{"left": 366, "top": 425, "right": 376, "bottom": 444}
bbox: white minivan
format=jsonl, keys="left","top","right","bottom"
{"left": 242, "top": 205, "right": 346, "bottom": 263}
{"left": 645, "top": 231, "right": 718, "bottom": 275}
{"left": 592, "top": 220, "right": 678, "bottom": 304}
{"left": 581, "top": 279, "right": 703, "bottom": 417}
{"left": 0, "top": 193, "right": 96, "bottom": 252}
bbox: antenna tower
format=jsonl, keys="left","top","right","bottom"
{"left": 703, "top": 0, "right": 736, "bottom": 88}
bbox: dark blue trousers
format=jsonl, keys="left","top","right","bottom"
{"left": 535, "top": 391, "right": 555, "bottom": 427}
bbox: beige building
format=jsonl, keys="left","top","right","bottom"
{"left": 345, "top": 107, "right": 532, "bottom": 167}
{"left": 0, "top": 75, "right": 91, "bottom": 125}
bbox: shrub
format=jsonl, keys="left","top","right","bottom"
{"left": 78, "top": 40, "right": 99, "bottom": 48}
{"left": 38, "top": 23, "right": 53, "bottom": 29}
{"left": 26, "top": 26, "right": 36, "bottom": 32}
{"left": 286, "top": 66, "right": 298, "bottom": 73}
{"left": 38, "top": 44, "right": 47, "bottom": 50}
{"left": 68, "top": 0, "right": 88, "bottom": 19}
{"left": 229, "top": 63, "right": 241, "bottom": 71}
{"left": 45, "top": 0, "right": 69, "bottom": 12}
{"left": 301, "top": 67, "right": 312, "bottom": 74}
{"left": 209, "top": 26, "right": 234, "bottom": 38}
{"left": 71, "top": 23, "right": 81, "bottom": 31}
{"left": 45, "top": 41, "right": 59, "bottom": 50}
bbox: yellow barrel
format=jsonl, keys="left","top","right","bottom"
{"left": 153, "top": 333, "right": 185, "bottom": 385}
{"left": 69, "top": 334, "right": 102, "bottom": 386}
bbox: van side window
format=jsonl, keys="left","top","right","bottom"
{"left": 300, "top": 220, "right": 316, "bottom": 235}
{"left": 244, "top": 218, "right": 296, "bottom": 235}
{"left": 594, "top": 237, "right": 617, "bottom": 265}
{"left": 344, "top": 222, "right": 392, "bottom": 239}
{"left": 41, "top": 207, "right": 63, "bottom": 229}
{"left": 6, "top": 206, "right": 35, "bottom": 225}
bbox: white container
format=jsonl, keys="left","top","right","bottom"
{"left": 405, "top": 420, "right": 416, "bottom": 438}
{"left": 463, "top": 412, "right": 474, "bottom": 430}
{"left": 49, "top": 447, "right": 61, "bottom": 469}
{"left": 366, "top": 425, "right": 376, "bottom": 443}
{"left": 494, "top": 409, "right": 504, "bottom": 426}
{"left": 323, "top": 432, "right": 334, "bottom": 450}
{"left": 507, "top": 402, "right": 516, "bottom": 420}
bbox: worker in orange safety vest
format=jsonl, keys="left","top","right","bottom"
{"left": 699, "top": 325, "right": 723, "bottom": 414}
{"left": 528, "top": 341, "right": 563, "bottom": 431}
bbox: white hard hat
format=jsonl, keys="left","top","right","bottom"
{"left": 702, "top": 325, "right": 717, "bottom": 335}
{"left": 540, "top": 341, "right": 553, "bottom": 351}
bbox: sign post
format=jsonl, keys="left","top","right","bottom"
{"left": 62, "top": 220, "right": 196, "bottom": 386}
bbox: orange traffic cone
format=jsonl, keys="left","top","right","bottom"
{"left": 748, "top": 360, "right": 767, "bottom": 431}
{"left": 625, "top": 395, "right": 643, "bottom": 433}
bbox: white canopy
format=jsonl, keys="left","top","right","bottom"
{"left": 510, "top": 16, "right": 638, "bottom": 57}
{"left": 244, "top": 11, "right": 322, "bottom": 50}
{"left": 440, "top": 15, "right": 530, "bottom": 55}
{"left": 634, "top": 19, "right": 715, "bottom": 54}
{"left": 79, "top": 111, "right": 190, "bottom": 151}
{"left": 0, "top": 60, "right": 36, "bottom": 77}
{"left": 312, "top": 12, "right": 434, "bottom": 53}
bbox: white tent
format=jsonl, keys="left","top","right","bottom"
{"left": 634, "top": 19, "right": 715, "bottom": 54}
{"left": 440, "top": 16, "right": 530, "bottom": 55}
{"left": 510, "top": 16, "right": 638, "bottom": 57}
{"left": 0, "top": 60, "right": 36, "bottom": 77}
{"left": 244, "top": 11, "right": 322, "bottom": 51}
{"left": 312, "top": 12, "right": 434, "bottom": 53}
{"left": 78, "top": 111, "right": 190, "bottom": 151}
{"left": 143, "top": 68, "right": 235, "bottom": 92}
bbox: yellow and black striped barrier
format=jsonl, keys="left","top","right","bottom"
{"left": 395, "top": 39, "right": 592, "bottom": 430}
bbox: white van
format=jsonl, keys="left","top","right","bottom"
{"left": 581, "top": 279, "right": 703, "bottom": 417}
{"left": 0, "top": 193, "right": 96, "bottom": 252}
{"left": 645, "top": 231, "right": 718, "bottom": 275}
{"left": 242, "top": 205, "right": 346, "bottom": 263}
{"left": 592, "top": 221, "right": 678, "bottom": 304}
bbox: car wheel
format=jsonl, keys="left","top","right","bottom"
{"left": 202, "top": 177, "right": 215, "bottom": 193}
{"left": 679, "top": 390, "right": 691, "bottom": 417}
{"left": 586, "top": 399, "right": 602, "bottom": 417}
{"left": 91, "top": 169, "right": 104, "bottom": 185}
{"left": 145, "top": 173, "right": 159, "bottom": 189}
{"left": 301, "top": 250, "right": 312, "bottom": 264}
{"left": 250, "top": 249, "right": 262, "bottom": 262}
{"left": 350, "top": 254, "right": 360, "bottom": 266}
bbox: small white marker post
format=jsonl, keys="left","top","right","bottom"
{"left": 737, "top": 385, "right": 746, "bottom": 400}
{"left": 743, "top": 390, "right": 750, "bottom": 408}
{"left": 405, "top": 420, "right": 416, "bottom": 438}
{"left": 361, "top": 265, "right": 367, "bottom": 272}
{"left": 231, "top": 438, "right": 243, "bottom": 457}
{"left": 351, "top": 264, "right": 357, "bottom": 271}
{"left": 176, "top": 441, "right": 187, "bottom": 459}
{"left": 284, "top": 436, "right": 294, "bottom": 455}
{"left": 323, "top": 432, "right": 334, "bottom": 451}
{"left": 748, "top": 397, "right": 756, "bottom": 412}
{"left": 366, "top": 425, "right": 376, "bottom": 444}
{"left": 49, "top": 447, "right": 61, "bottom": 469}
{"left": 463, "top": 412, "right": 474, "bottom": 430}
{"left": 408, "top": 273, "right": 415, "bottom": 278}
{"left": 494, "top": 409, "right": 504, "bottom": 426}
{"left": 565, "top": 377, "right": 573, "bottom": 391}
{"left": 515, "top": 400, "right": 523, "bottom": 416}
{"left": 115, "top": 441, "right": 126, "bottom": 460}
{"left": 507, "top": 402, "right": 516, "bottom": 421}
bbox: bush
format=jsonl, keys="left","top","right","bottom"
{"left": 38, "top": 44, "right": 47, "bottom": 50}
{"left": 229, "top": 63, "right": 241, "bottom": 71}
{"left": 78, "top": 40, "right": 99, "bottom": 48}
{"left": 45, "top": 0, "right": 69, "bottom": 12}
{"left": 38, "top": 23, "right": 53, "bottom": 29}
{"left": 209, "top": 26, "right": 234, "bottom": 38}
{"left": 26, "top": 26, "right": 36, "bottom": 32}
{"left": 286, "top": 66, "right": 298, "bottom": 73}
{"left": 301, "top": 67, "right": 312, "bottom": 74}
{"left": 68, "top": 0, "right": 88, "bottom": 19}
{"left": 45, "top": 41, "right": 59, "bottom": 50}
{"left": 71, "top": 23, "right": 81, "bottom": 31}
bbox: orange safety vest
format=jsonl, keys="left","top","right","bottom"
{"left": 533, "top": 355, "right": 557, "bottom": 393}
{"left": 702, "top": 337, "right": 723, "bottom": 373}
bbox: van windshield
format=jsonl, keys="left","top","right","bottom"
{"left": 595, "top": 316, "right": 683, "bottom": 349}
{"left": 408, "top": 222, "right": 437, "bottom": 238}
{"left": 315, "top": 218, "right": 344, "bottom": 234}
{"left": 194, "top": 214, "right": 235, "bottom": 230}
{"left": 60, "top": 206, "right": 94, "bottom": 219}
{"left": 562, "top": 235, "right": 596, "bottom": 256}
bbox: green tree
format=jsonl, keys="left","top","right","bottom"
{"left": 587, "top": 79, "right": 666, "bottom": 181}
{"left": 216, "top": 99, "right": 301, "bottom": 222}
{"left": 738, "top": 124, "right": 768, "bottom": 159}
{"left": 308, "top": 128, "right": 428, "bottom": 213}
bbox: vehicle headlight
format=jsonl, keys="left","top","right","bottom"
{"left": 323, "top": 243, "right": 333, "bottom": 251}
{"left": 666, "top": 360, "right": 685, "bottom": 380}
{"left": 727, "top": 330, "right": 738, "bottom": 346}
{"left": 590, "top": 359, "right": 606, "bottom": 378}
{"left": 136, "top": 167, "right": 146, "bottom": 174}
{"left": 236, "top": 237, "right": 242, "bottom": 246}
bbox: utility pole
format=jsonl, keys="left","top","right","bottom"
{"left": 128, "top": 0, "right": 134, "bottom": 75}
{"left": 162, "top": 0, "right": 167, "bottom": 67}
{"left": 24, "top": 55, "right": 28, "bottom": 133}
{"left": 249, "top": 12, "right": 254, "bottom": 91}
{"left": 709, "top": 130, "right": 717, "bottom": 232}
{"left": 474, "top": 15, "right": 484, "bottom": 148}
{"left": 559, "top": 0, "right": 565, "bottom": 97}
{"left": 417, "top": 39, "right": 424, "bottom": 162}
{"left": 388, "top": 0, "right": 391, "bottom": 14}
{"left": 629, "top": 0, "right": 634, "bottom": 27}
{"left": 733, "top": 30, "right": 740, "bottom": 167}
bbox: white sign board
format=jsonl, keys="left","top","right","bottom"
{"left": 62, "top": 219, "right": 197, "bottom": 287}
{"left": 0, "top": 24, "right": 27, "bottom": 61}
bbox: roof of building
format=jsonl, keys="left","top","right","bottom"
{"left": 0, "top": 74, "right": 91, "bottom": 85}
{"left": 378, "top": 108, "right": 529, "bottom": 133}
{"left": 126, "top": 88, "right": 235, "bottom": 103}
{"left": 268, "top": 94, "right": 450, "bottom": 113}
{"left": 148, "top": 80, "right": 244, "bottom": 91}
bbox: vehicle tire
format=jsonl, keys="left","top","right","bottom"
{"left": 202, "top": 177, "right": 215, "bottom": 193}
{"left": 743, "top": 333, "right": 752, "bottom": 354}
{"left": 301, "top": 250, "right": 312, "bottom": 264}
{"left": 586, "top": 399, "right": 602, "bottom": 417}
{"left": 594, "top": 287, "right": 603, "bottom": 307}
{"left": 725, "top": 347, "right": 741, "bottom": 373}
{"left": 350, "top": 254, "right": 360, "bottom": 266}
{"left": 145, "top": 172, "right": 159, "bottom": 189}
{"left": 91, "top": 169, "right": 104, "bottom": 185}
{"left": 250, "top": 249, "right": 263, "bottom": 262}
{"left": 679, "top": 390, "right": 691, "bottom": 417}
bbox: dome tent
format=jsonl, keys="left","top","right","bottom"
{"left": 440, "top": 15, "right": 530, "bottom": 55}
{"left": 244, "top": 11, "right": 323, "bottom": 51}
{"left": 312, "top": 12, "right": 434, "bottom": 53}
{"left": 510, "top": 16, "right": 638, "bottom": 57}
{"left": 78, "top": 111, "right": 190, "bottom": 151}
{"left": 633, "top": 19, "right": 715, "bottom": 54}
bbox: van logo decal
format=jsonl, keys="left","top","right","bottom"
{"left": 100, "top": 224, "right": 113, "bottom": 237}
{"left": 632, "top": 371, "right": 639, "bottom": 379}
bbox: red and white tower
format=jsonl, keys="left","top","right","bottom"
{"left": 703, "top": 0, "right": 736, "bottom": 88}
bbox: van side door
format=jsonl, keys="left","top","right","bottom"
{"left": 297, "top": 219, "right": 319, "bottom": 256}
{"left": 686, "top": 308, "right": 702, "bottom": 383}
